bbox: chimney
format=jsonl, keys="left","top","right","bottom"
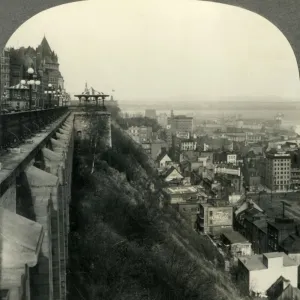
{"left": 263, "top": 253, "right": 283, "bottom": 268}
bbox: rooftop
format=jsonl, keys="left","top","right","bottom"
{"left": 268, "top": 218, "right": 297, "bottom": 231}
{"left": 280, "top": 234, "right": 300, "bottom": 253}
{"left": 239, "top": 252, "right": 297, "bottom": 271}
{"left": 163, "top": 186, "right": 198, "bottom": 195}
{"left": 222, "top": 230, "right": 249, "bottom": 244}
{"left": 253, "top": 219, "right": 268, "bottom": 233}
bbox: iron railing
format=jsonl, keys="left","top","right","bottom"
{"left": 0, "top": 107, "right": 69, "bottom": 151}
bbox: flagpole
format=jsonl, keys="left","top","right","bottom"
{"left": 111, "top": 89, "right": 115, "bottom": 100}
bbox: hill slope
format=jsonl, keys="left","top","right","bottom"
{"left": 68, "top": 118, "right": 246, "bottom": 300}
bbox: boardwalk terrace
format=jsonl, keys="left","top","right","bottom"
{"left": 0, "top": 105, "right": 112, "bottom": 299}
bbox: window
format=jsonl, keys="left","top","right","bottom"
{"left": 210, "top": 211, "right": 213, "bottom": 216}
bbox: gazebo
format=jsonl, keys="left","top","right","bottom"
{"left": 7, "top": 82, "right": 30, "bottom": 109}
{"left": 74, "top": 83, "right": 110, "bottom": 109}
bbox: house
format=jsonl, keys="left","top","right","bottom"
{"left": 234, "top": 199, "right": 264, "bottom": 217}
{"left": 245, "top": 167, "right": 261, "bottom": 192}
{"left": 150, "top": 140, "right": 169, "bottom": 160}
{"left": 179, "top": 139, "right": 197, "bottom": 151}
{"left": 161, "top": 166, "right": 184, "bottom": 184}
{"left": 238, "top": 252, "right": 298, "bottom": 297}
{"left": 180, "top": 160, "right": 191, "bottom": 177}
{"left": 267, "top": 276, "right": 300, "bottom": 300}
{"left": 198, "top": 155, "right": 210, "bottom": 167}
{"left": 234, "top": 199, "right": 266, "bottom": 251}
{"left": 214, "top": 151, "right": 237, "bottom": 165}
{"left": 221, "top": 230, "right": 252, "bottom": 263}
{"left": 280, "top": 233, "right": 300, "bottom": 265}
{"left": 156, "top": 151, "right": 172, "bottom": 168}
{"left": 197, "top": 136, "right": 233, "bottom": 152}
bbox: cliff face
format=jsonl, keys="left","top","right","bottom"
{"left": 68, "top": 120, "right": 245, "bottom": 300}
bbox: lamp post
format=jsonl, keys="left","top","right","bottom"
{"left": 20, "top": 67, "right": 41, "bottom": 111}
{"left": 44, "top": 84, "right": 55, "bottom": 108}
{"left": 55, "top": 88, "right": 62, "bottom": 106}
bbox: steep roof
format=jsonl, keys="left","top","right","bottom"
{"left": 161, "top": 166, "right": 183, "bottom": 180}
{"left": 38, "top": 36, "right": 52, "bottom": 57}
{"left": 267, "top": 276, "right": 300, "bottom": 300}
{"left": 23, "top": 54, "right": 34, "bottom": 68}
{"left": 156, "top": 151, "right": 170, "bottom": 163}
{"left": 235, "top": 200, "right": 264, "bottom": 216}
{"left": 280, "top": 234, "right": 300, "bottom": 254}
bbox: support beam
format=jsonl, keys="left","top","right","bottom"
{"left": 0, "top": 181, "right": 16, "bottom": 212}
{"left": 0, "top": 207, "right": 43, "bottom": 299}
{"left": 42, "top": 147, "right": 68, "bottom": 300}
{"left": 25, "top": 165, "right": 59, "bottom": 300}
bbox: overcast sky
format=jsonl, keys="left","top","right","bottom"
{"left": 6, "top": 0, "right": 300, "bottom": 103}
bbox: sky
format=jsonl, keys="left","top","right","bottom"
{"left": 5, "top": 0, "right": 300, "bottom": 103}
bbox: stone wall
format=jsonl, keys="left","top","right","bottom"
{"left": 0, "top": 112, "right": 74, "bottom": 300}
{"left": 73, "top": 111, "right": 112, "bottom": 148}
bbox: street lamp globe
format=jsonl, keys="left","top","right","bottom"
{"left": 44, "top": 91, "right": 48, "bottom": 94}
{"left": 27, "top": 67, "right": 34, "bottom": 74}
{"left": 20, "top": 79, "right": 26, "bottom": 85}
{"left": 48, "top": 83, "right": 52, "bottom": 88}
{"left": 35, "top": 80, "right": 41, "bottom": 85}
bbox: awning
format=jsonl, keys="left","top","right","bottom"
{"left": 7, "top": 83, "right": 29, "bottom": 90}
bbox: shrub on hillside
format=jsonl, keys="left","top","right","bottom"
{"left": 68, "top": 114, "right": 245, "bottom": 300}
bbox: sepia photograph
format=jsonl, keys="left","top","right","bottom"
{"left": 1, "top": 0, "right": 300, "bottom": 299}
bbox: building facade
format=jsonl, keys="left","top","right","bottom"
{"left": 145, "top": 109, "right": 156, "bottom": 119}
{"left": 265, "top": 152, "right": 291, "bottom": 192}
{"left": 0, "top": 48, "right": 10, "bottom": 107}
{"left": 157, "top": 113, "right": 168, "bottom": 128}
{"left": 267, "top": 218, "right": 298, "bottom": 252}
{"left": 238, "top": 252, "right": 298, "bottom": 297}
{"left": 197, "top": 200, "right": 233, "bottom": 236}
{"left": 169, "top": 115, "right": 194, "bottom": 134}
{"left": 8, "top": 36, "right": 65, "bottom": 108}
{"left": 221, "top": 230, "right": 252, "bottom": 263}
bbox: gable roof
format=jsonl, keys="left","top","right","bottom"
{"left": 161, "top": 166, "right": 183, "bottom": 179}
{"left": 156, "top": 150, "right": 170, "bottom": 162}
{"left": 38, "top": 36, "right": 52, "bottom": 57}
{"left": 267, "top": 276, "right": 300, "bottom": 300}
{"left": 235, "top": 200, "right": 264, "bottom": 216}
{"left": 280, "top": 233, "right": 300, "bottom": 254}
